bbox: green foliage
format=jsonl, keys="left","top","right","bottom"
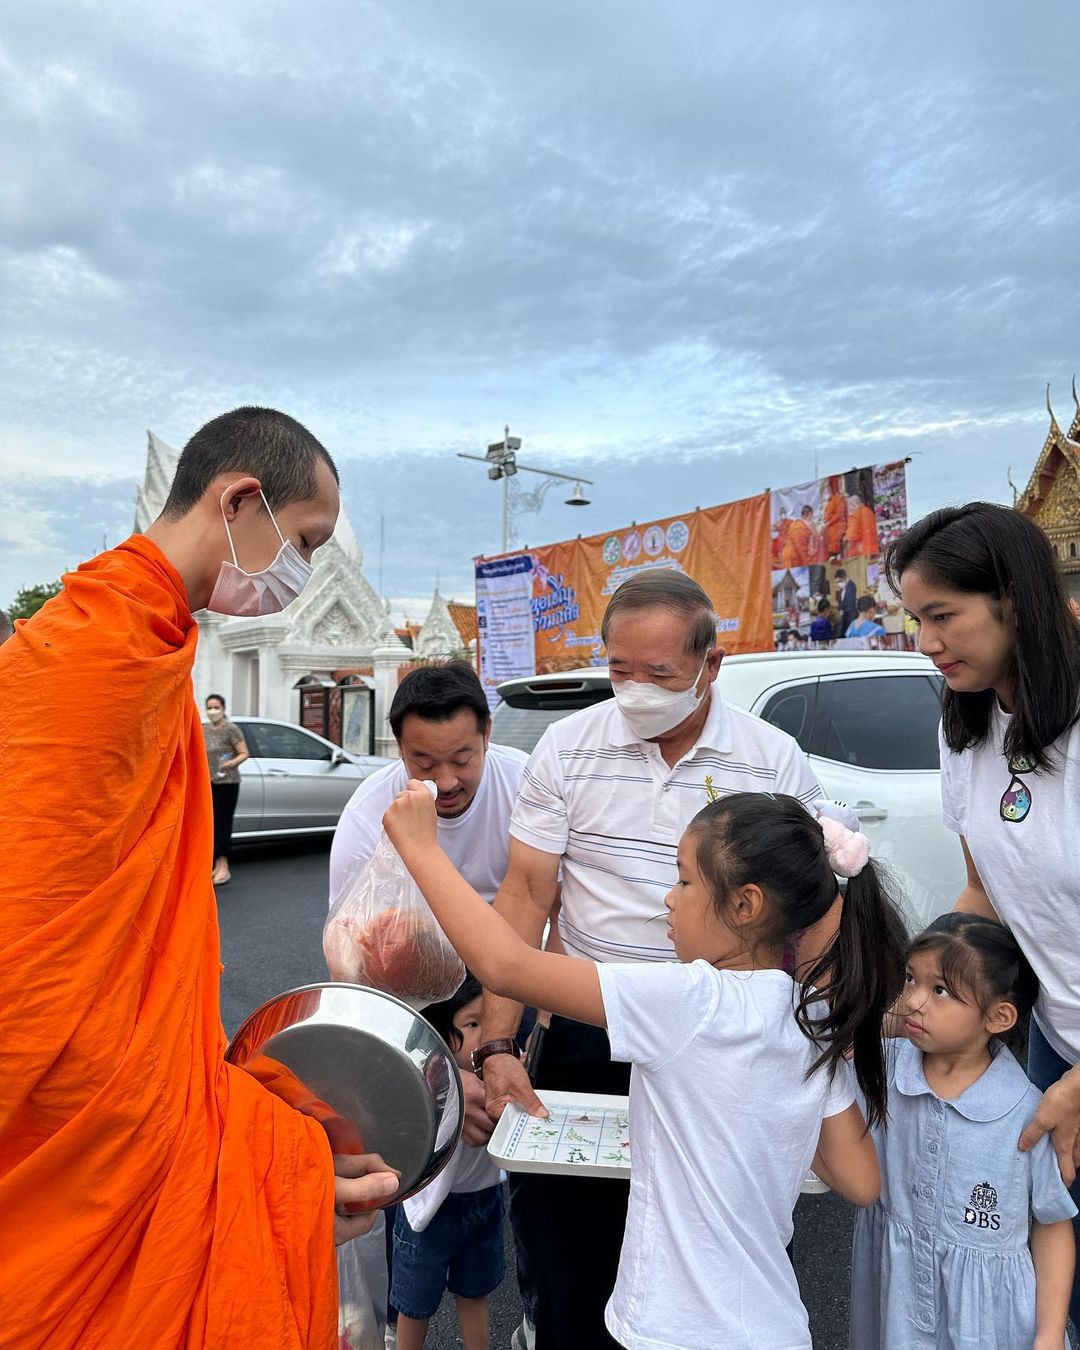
{"left": 8, "top": 580, "right": 63, "bottom": 621}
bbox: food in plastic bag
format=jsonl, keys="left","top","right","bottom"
{"left": 323, "top": 783, "right": 464, "bottom": 1007}
{"left": 336, "top": 1218, "right": 387, "bottom": 1350}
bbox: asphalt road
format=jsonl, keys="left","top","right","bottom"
{"left": 218, "top": 838, "right": 857, "bottom": 1350}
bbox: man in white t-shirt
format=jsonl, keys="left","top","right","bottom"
{"left": 328, "top": 660, "right": 527, "bottom": 1344}
{"left": 474, "top": 570, "right": 824, "bottom": 1350}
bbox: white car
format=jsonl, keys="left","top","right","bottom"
{"left": 491, "top": 651, "right": 964, "bottom": 930}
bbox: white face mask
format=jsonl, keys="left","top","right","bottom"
{"left": 207, "top": 707, "right": 224, "bottom": 722}
{"left": 611, "top": 657, "right": 709, "bottom": 740}
{"left": 207, "top": 488, "right": 313, "bottom": 617}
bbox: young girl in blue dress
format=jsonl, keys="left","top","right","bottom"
{"left": 850, "top": 912, "right": 1077, "bottom": 1350}
{"left": 385, "top": 787, "right": 908, "bottom": 1350}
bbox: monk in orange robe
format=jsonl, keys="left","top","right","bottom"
{"left": 780, "top": 505, "right": 823, "bottom": 568}
{"left": 843, "top": 492, "right": 880, "bottom": 558}
{"left": 822, "top": 480, "right": 847, "bottom": 560}
{"left": 0, "top": 407, "right": 399, "bottom": 1349}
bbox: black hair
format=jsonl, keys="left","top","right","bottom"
{"left": 161, "top": 407, "right": 339, "bottom": 519}
{"left": 817, "top": 599, "right": 831, "bottom": 614}
{"left": 421, "top": 973, "right": 483, "bottom": 1052}
{"left": 855, "top": 595, "right": 876, "bottom": 615}
{"left": 687, "top": 794, "right": 907, "bottom": 1128}
{"left": 906, "top": 912, "right": 1038, "bottom": 1052}
{"left": 206, "top": 693, "right": 226, "bottom": 709}
{"left": 601, "top": 569, "right": 718, "bottom": 660}
{"left": 389, "top": 660, "right": 491, "bottom": 741}
{"left": 835, "top": 569, "right": 848, "bottom": 579}
{"left": 885, "top": 503, "right": 1080, "bottom": 770}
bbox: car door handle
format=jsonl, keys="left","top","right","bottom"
{"left": 854, "top": 801, "right": 888, "bottom": 822}
{"left": 266, "top": 768, "right": 290, "bottom": 777}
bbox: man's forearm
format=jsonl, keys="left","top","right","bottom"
{"left": 481, "top": 880, "right": 555, "bottom": 1040}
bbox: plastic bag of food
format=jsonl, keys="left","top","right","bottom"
{"left": 323, "top": 782, "right": 464, "bottom": 1007}
{"left": 336, "top": 1217, "right": 387, "bottom": 1350}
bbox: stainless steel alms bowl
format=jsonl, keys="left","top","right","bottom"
{"left": 225, "top": 982, "right": 463, "bottom": 1209}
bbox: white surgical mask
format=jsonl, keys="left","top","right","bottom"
{"left": 207, "top": 707, "right": 224, "bottom": 722}
{"left": 612, "top": 658, "right": 709, "bottom": 740}
{"left": 207, "top": 488, "right": 313, "bottom": 617}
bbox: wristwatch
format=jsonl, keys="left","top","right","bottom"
{"left": 471, "top": 1038, "right": 518, "bottom": 1077}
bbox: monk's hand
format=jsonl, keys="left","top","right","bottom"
{"left": 332, "top": 1153, "right": 401, "bottom": 1245}
{"left": 383, "top": 779, "right": 439, "bottom": 858}
{"left": 461, "top": 1067, "right": 495, "bottom": 1147}
{"left": 1018, "top": 1066, "right": 1080, "bottom": 1186}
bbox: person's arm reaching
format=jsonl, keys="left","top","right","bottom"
{"left": 477, "top": 837, "right": 562, "bottom": 1120}
{"left": 1031, "top": 1218, "right": 1074, "bottom": 1350}
{"left": 384, "top": 782, "right": 604, "bottom": 1029}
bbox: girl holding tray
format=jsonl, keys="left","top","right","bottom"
{"left": 384, "top": 787, "right": 906, "bottom": 1350}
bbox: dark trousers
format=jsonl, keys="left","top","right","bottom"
{"left": 1026, "top": 1021, "right": 1080, "bottom": 1332}
{"left": 210, "top": 782, "right": 240, "bottom": 862}
{"left": 507, "top": 1015, "right": 631, "bottom": 1350}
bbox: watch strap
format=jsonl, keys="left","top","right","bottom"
{"left": 471, "top": 1038, "right": 518, "bottom": 1076}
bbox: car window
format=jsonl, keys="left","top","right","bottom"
{"left": 245, "top": 722, "right": 331, "bottom": 761}
{"left": 490, "top": 705, "right": 571, "bottom": 755}
{"left": 811, "top": 676, "right": 943, "bottom": 770}
{"left": 760, "top": 684, "right": 817, "bottom": 753}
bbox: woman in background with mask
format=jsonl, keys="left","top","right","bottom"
{"left": 202, "top": 693, "right": 249, "bottom": 885}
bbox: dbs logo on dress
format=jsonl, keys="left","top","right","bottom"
{"left": 963, "top": 1181, "right": 1000, "bottom": 1230}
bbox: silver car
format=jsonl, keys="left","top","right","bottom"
{"left": 228, "top": 716, "right": 391, "bottom": 840}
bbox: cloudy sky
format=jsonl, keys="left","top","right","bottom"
{"left": 3, "top": 0, "right": 1078, "bottom": 620}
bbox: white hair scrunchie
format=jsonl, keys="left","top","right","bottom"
{"left": 814, "top": 800, "right": 871, "bottom": 878}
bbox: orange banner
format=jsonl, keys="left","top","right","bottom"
{"left": 475, "top": 493, "right": 773, "bottom": 697}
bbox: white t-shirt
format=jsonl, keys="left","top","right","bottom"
{"left": 598, "top": 961, "right": 854, "bottom": 1350}
{"left": 511, "top": 693, "right": 822, "bottom": 962}
{"left": 940, "top": 708, "right": 1080, "bottom": 1063}
{"left": 328, "top": 742, "right": 529, "bottom": 905}
{"left": 402, "top": 1137, "right": 502, "bottom": 1233}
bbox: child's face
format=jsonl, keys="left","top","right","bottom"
{"left": 664, "top": 835, "right": 741, "bottom": 966}
{"left": 450, "top": 995, "right": 484, "bottom": 1072}
{"left": 899, "top": 949, "right": 1009, "bottom": 1055}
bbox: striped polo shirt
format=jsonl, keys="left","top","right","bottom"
{"left": 510, "top": 692, "right": 822, "bottom": 963}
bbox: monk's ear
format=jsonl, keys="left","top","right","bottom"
{"left": 210, "top": 475, "right": 263, "bottom": 521}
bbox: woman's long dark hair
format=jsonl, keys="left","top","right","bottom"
{"left": 885, "top": 503, "right": 1080, "bottom": 770}
{"left": 689, "top": 794, "right": 907, "bottom": 1127}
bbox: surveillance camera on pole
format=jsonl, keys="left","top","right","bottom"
{"left": 458, "top": 426, "right": 594, "bottom": 553}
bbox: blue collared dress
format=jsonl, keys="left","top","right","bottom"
{"left": 849, "top": 1039, "right": 1077, "bottom": 1349}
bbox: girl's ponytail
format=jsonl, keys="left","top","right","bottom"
{"left": 795, "top": 861, "right": 907, "bottom": 1128}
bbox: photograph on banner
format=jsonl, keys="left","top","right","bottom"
{"left": 872, "top": 461, "right": 909, "bottom": 553}
{"left": 771, "top": 563, "right": 828, "bottom": 643}
{"left": 771, "top": 465, "right": 882, "bottom": 570}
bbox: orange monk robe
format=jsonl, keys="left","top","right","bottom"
{"left": 0, "top": 535, "right": 338, "bottom": 1349}
{"left": 779, "top": 517, "right": 823, "bottom": 569}
{"left": 771, "top": 516, "right": 791, "bottom": 565}
{"left": 823, "top": 492, "right": 847, "bottom": 559}
{"left": 844, "top": 503, "right": 880, "bottom": 558}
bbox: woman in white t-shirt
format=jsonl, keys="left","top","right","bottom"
{"left": 888, "top": 501, "right": 1080, "bottom": 1323}
{"left": 384, "top": 786, "right": 908, "bottom": 1350}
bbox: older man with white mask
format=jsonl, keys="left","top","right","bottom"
{"left": 474, "top": 569, "right": 825, "bottom": 1350}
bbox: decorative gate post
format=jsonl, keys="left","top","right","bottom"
{"left": 371, "top": 638, "right": 412, "bottom": 758}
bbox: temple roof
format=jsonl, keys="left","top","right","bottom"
{"left": 1016, "top": 386, "right": 1080, "bottom": 519}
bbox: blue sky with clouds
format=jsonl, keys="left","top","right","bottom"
{"left": 2, "top": 0, "right": 1078, "bottom": 619}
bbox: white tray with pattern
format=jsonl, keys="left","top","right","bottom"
{"left": 487, "top": 1090, "right": 632, "bottom": 1179}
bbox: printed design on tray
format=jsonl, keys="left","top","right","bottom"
{"left": 502, "top": 1101, "right": 633, "bottom": 1170}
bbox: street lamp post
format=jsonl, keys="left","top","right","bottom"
{"left": 458, "top": 426, "right": 594, "bottom": 552}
